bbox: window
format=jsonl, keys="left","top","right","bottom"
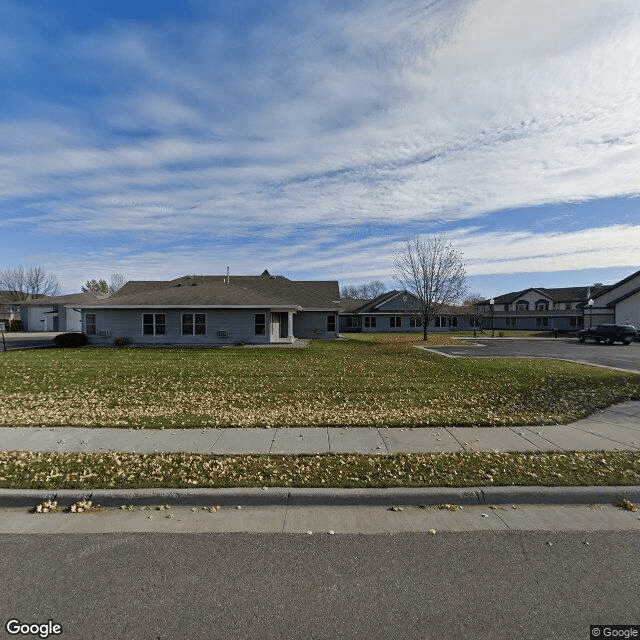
{"left": 569, "top": 317, "right": 583, "bottom": 328}
{"left": 85, "top": 313, "right": 96, "bottom": 335}
{"left": 536, "top": 300, "right": 549, "bottom": 311}
{"left": 505, "top": 317, "right": 517, "bottom": 327}
{"left": 345, "top": 316, "right": 359, "bottom": 329}
{"left": 409, "top": 316, "right": 422, "bottom": 327}
{"left": 449, "top": 316, "right": 458, "bottom": 328}
{"left": 364, "top": 316, "right": 376, "bottom": 328}
{"left": 182, "top": 313, "right": 206, "bottom": 335}
{"left": 143, "top": 313, "right": 165, "bottom": 336}
{"left": 516, "top": 300, "right": 529, "bottom": 311}
{"left": 390, "top": 315, "right": 402, "bottom": 328}
{"left": 536, "top": 317, "right": 549, "bottom": 328}
{"left": 327, "top": 315, "right": 336, "bottom": 332}
{"left": 255, "top": 313, "right": 266, "bottom": 335}
{"left": 434, "top": 316, "right": 447, "bottom": 328}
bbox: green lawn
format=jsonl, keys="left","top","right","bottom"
{"left": 2, "top": 335, "right": 639, "bottom": 428}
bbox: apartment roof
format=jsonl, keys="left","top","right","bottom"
{"left": 483, "top": 287, "right": 591, "bottom": 305}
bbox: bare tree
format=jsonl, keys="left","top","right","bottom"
{"left": 341, "top": 280, "right": 386, "bottom": 300}
{"left": 393, "top": 235, "right": 467, "bottom": 340}
{"left": 463, "top": 293, "right": 489, "bottom": 337}
{"left": 109, "top": 273, "right": 126, "bottom": 292}
{"left": 0, "top": 265, "right": 60, "bottom": 301}
{"left": 82, "top": 273, "right": 127, "bottom": 295}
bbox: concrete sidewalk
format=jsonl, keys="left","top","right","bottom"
{"left": 2, "top": 401, "right": 639, "bottom": 455}
{"left": 2, "top": 487, "right": 640, "bottom": 533}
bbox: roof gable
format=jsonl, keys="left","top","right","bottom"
{"left": 591, "top": 268, "right": 640, "bottom": 304}
{"left": 351, "top": 290, "right": 421, "bottom": 313}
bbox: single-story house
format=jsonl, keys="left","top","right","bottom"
{"left": 477, "top": 287, "right": 591, "bottom": 332}
{"left": 74, "top": 272, "right": 341, "bottom": 345}
{"left": 339, "top": 290, "right": 476, "bottom": 333}
{"left": 587, "top": 268, "right": 640, "bottom": 328}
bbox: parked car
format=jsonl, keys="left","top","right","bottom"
{"left": 577, "top": 324, "right": 637, "bottom": 345}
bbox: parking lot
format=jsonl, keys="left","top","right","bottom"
{"left": 422, "top": 338, "right": 640, "bottom": 373}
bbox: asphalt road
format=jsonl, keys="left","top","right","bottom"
{"left": 424, "top": 338, "right": 640, "bottom": 373}
{"left": 0, "top": 332, "right": 60, "bottom": 351}
{"left": 1, "top": 531, "right": 638, "bottom": 640}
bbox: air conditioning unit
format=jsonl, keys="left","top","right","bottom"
{"left": 218, "top": 330, "right": 230, "bottom": 338}
{"left": 98, "top": 330, "right": 111, "bottom": 337}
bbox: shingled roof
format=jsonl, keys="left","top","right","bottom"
{"left": 482, "top": 287, "right": 591, "bottom": 305}
{"left": 78, "top": 274, "right": 340, "bottom": 310}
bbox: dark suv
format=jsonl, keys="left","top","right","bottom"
{"left": 577, "top": 324, "right": 637, "bottom": 345}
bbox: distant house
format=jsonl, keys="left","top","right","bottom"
{"left": 18, "top": 292, "right": 100, "bottom": 332}
{"left": 0, "top": 292, "right": 20, "bottom": 330}
{"left": 587, "top": 268, "right": 640, "bottom": 328}
{"left": 339, "top": 290, "right": 474, "bottom": 333}
{"left": 74, "top": 272, "right": 340, "bottom": 345}
{"left": 477, "top": 287, "right": 591, "bottom": 332}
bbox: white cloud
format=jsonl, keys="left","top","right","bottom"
{"left": 457, "top": 224, "right": 640, "bottom": 275}
{"left": 2, "top": 0, "right": 640, "bottom": 288}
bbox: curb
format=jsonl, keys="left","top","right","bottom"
{"left": 1, "top": 486, "right": 639, "bottom": 509}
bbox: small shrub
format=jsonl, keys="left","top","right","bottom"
{"left": 114, "top": 337, "right": 130, "bottom": 347}
{"left": 54, "top": 332, "right": 88, "bottom": 348}
{"left": 498, "top": 331, "right": 504, "bottom": 337}
{"left": 9, "top": 319, "right": 22, "bottom": 332}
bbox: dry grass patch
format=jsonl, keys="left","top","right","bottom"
{"left": 1, "top": 338, "right": 639, "bottom": 428}
{"left": 2, "top": 450, "right": 639, "bottom": 489}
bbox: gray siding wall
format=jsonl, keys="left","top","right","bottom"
{"left": 491, "top": 315, "right": 585, "bottom": 331}
{"left": 293, "top": 311, "right": 338, "bottom": 339}
{"left": 357, "top": 313, "right": 473, "bottom": 333}
{"left": 616, "top": 296, "right": 640, "bottom": 327}
{"left": 84, "top": 309, "right": 271, "bottom": 345}
{"left": 377, "top": 297, "right": 420, "bottom": 313}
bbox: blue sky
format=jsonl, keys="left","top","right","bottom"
{"left": 2, "top": 0, "right": 640, "bottom": 297}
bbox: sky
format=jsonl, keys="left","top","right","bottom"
{"left": 1, "top": 0, "right": 640, "bottom": 298}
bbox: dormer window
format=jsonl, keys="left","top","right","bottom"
{"left": 516, "top": 300, "right": 529, "bottom": 311}
{"left": 535, "top": 299, "right": 549, "bottom": 311}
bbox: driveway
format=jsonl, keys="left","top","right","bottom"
{"left": 0, "top": 331, "right": 62, "bottom": 351}
{"left": 421, "top": 338, "right": 640, "bottom": 373}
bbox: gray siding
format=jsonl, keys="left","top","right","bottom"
{"left": 293, "top": 311, "right": 338, "bottom": 339}
{"left": 84, "top": 309, "right": 272, "bottom": 345}
{"left": 491, "top": 315, "right": 585, "bottom": 331}
{"left": 357, "top": 313, "right": 473, "bottom": 333}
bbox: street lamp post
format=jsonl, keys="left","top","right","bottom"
{"left": 490, "top": 298, "right": 495, "bottom": 337}
{"left": 473, "top": 304, "right": 478, "bottom": 338}
{"left": 588, "top": 298, "right": 594, "bottom": 327}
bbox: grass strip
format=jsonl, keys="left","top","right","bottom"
{"left": 1, "top": 451, "right": 639, "bottom": 489}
